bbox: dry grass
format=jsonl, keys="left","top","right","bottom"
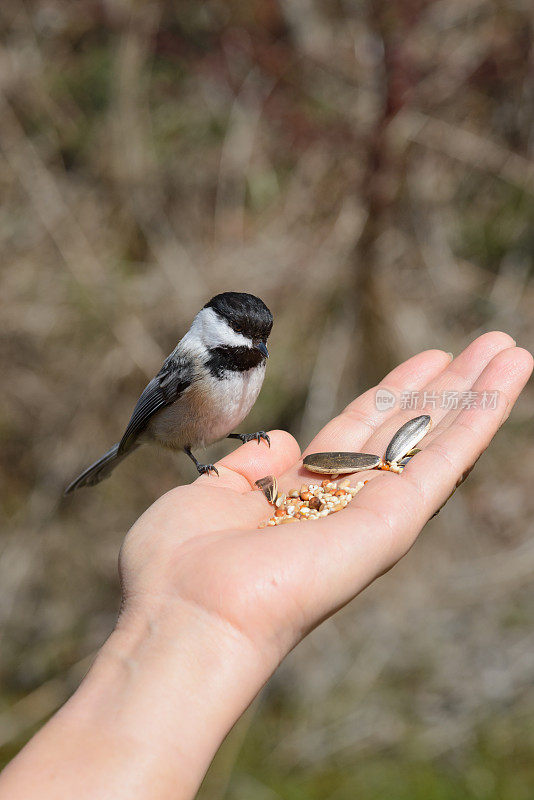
{"left": 1, "top": 1, "right": 533, "bottom": 796}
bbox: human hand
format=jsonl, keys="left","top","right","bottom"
{"left": 3, "top": 332, "right": 531, "bottom": 800}
{"left": 119, "top": 331, "right": 532, "bottom": 671}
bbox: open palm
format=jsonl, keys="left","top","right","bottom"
{"left": 119, "top": 332, "right": 532, "bottom": 667}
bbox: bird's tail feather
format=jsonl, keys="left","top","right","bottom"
{"left": 64, "top": 442, "right": 140, "bottom": 495}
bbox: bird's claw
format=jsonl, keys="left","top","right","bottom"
{"left": 197, "top": 463, "right": 219, "bottom": 477}
{"left": 241, "top": 431, "right": 270, "bottom": 447}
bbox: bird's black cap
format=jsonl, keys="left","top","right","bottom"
{"left": 205, "top": 292, "right": 273, "bottom": 342}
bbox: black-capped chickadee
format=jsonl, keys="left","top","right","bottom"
{"left": 65, "top": 292, "right": 273, "bottom": 493}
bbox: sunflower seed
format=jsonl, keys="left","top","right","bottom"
{"left": 384, "top": 415, "right": 431, "bottom": 465}
{"left": 303, "top": 452, "right": 381, "bottom": 475}
{"left": 255, "top": 475, "right": 278, "bottom": 504}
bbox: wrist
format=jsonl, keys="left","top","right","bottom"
{"left": 84, "top": 599, "right": 273, "bottom": 798}
{"left": 2, "top": 598, "right": 275, "bottom": 800}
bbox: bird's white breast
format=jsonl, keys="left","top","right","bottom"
{"left": 150, "top": 363, "right": 266, "bottom": 451}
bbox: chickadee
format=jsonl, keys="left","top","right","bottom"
{"left": 65, "top": 292, "right": 273, "bottom": 494}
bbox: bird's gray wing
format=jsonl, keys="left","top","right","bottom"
{"left": 117, "top": 355, "right": 193, "bottom": 454}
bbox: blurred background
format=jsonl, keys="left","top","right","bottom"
{"left": 1, "top": 0, "right": 533, "bottom": 796}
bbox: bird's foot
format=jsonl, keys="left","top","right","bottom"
{"left": 196, "top": 463, "right": 219, "bottom": 477}
{"left": 229, "top": 431, "right": 270, "bottom": 447}
{"left": 185, "top": 446, "right": 220, "bottom": 477}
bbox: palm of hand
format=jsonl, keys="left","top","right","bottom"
{"left": 119, "top": 333, "right": 532, "bottom": 665}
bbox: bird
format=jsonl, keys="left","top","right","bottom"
{"left": 64, "top": 292, "right": 273, "bottom": 494}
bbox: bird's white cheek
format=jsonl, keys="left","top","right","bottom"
{"left": 190, "top": 307, "right": 252, "bottom": 350}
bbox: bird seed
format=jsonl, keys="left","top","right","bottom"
{"left": 256, "top": 477, "right": 366, "bottom": 528}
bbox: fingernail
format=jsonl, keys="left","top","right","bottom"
{"left": 446, "top": 352, "right": 453, "bottom": 361}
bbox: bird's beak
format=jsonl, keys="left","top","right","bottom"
{"left": 255, "top": 341, "right": 269, "bottom": 359}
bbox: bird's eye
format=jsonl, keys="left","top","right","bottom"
{"left": 235, "top": 327, "right": 242, "bottom": 333}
